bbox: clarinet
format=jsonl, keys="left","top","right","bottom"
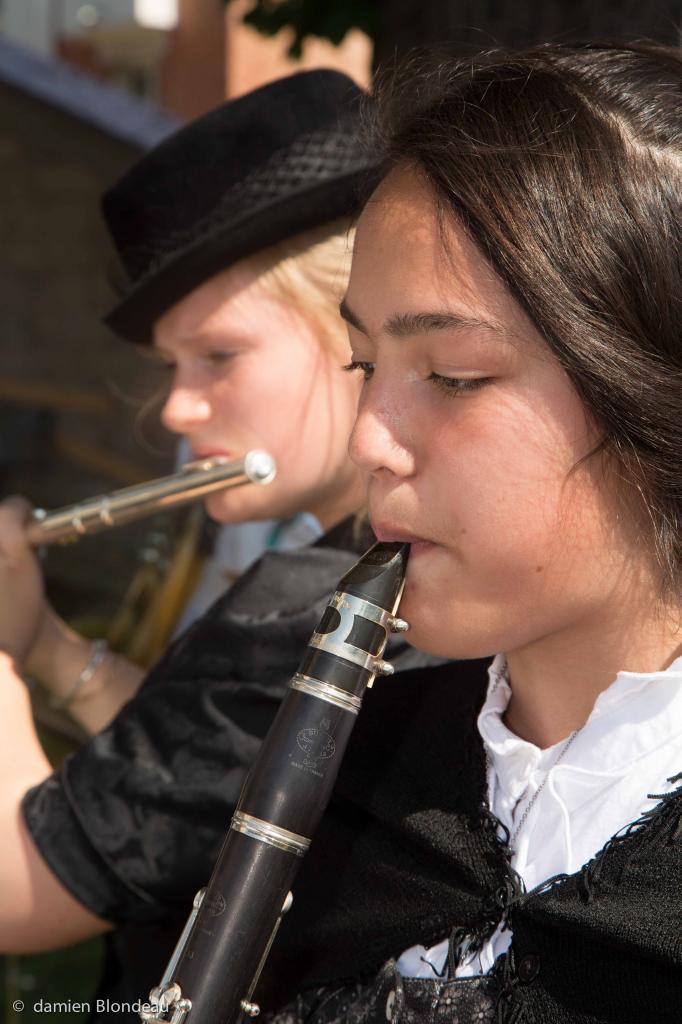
{"left": 141, "top": 541, "right": 410, "bottom": 1024}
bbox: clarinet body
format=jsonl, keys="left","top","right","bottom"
{"left": 141, "top": 542, "right": 410, "bottom": 1024}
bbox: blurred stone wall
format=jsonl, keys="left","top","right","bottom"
{"left": 0, "top": 62, "right": 178, "bottom": 620}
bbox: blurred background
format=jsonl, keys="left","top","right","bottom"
{"left": 0, "top": 0, "right": 680, "bottom": 1021}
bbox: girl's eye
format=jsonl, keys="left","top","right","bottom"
{"left": 205, "top": 351, "right": 235, "bottom": 367}
{"left": 342, "top": 362, "right": 492, "bottom": 395}
{"left": 428, "top": 372, "right": 492, "bottom": 397}
{"left": 342, "top": 359, "right": 375, "bottom": 380}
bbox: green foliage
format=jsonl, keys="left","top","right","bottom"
{"left": 228, "top": 0, "right": 379, "bottom": 57}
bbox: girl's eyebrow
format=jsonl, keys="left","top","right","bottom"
{"left": 385, "top": 310, "right": 506, "bottom": 338}
{"left": 339, "top": 297, "right": 366, "bottom": 333}
{"left": 339, "top": 297, "right": 505, "bottom": 339}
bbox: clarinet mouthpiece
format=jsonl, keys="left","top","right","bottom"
{"left": 337, "top": 542, "right": 410, "bottom": 611}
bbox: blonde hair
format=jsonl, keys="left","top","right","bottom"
{"left": 254, "top": 219, "right": 355, "bottom": 354}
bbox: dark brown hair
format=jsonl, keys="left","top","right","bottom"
{"left": 370, "top": 43, "right": 682, "bottom": 586}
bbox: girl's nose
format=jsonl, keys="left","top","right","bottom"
{"left": 160, "top": 383, "right": 212, "bottom": 435}
{"left": 349, "top": 385, "right": 416, "bottom": 479}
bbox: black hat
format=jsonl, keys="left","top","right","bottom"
{"left": 102, "top": 69, "right": 373, "bottom": 342}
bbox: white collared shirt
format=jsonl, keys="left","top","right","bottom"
{"left": 397, "top": 653, "right": 682, "bottom": 979}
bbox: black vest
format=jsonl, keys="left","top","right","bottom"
{"left": 259, "top": 659, "right": 682, "bottom": 1023}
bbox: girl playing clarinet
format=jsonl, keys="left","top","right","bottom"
{"left": 251, "top": 41, "right": 682, "bottom": 1024}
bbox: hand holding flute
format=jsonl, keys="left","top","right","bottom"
{"left": 0, "top": 495, "right": 48, "bottom": 670}
{"left": 0, "top": 452, "right": 275, "bottom": 732}
{"left": 0, "top": 486, "right": 142, "bottom": 733}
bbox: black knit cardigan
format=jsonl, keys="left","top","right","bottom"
{"left": 256, "top": 659, "right": 682, "bottom": 1023}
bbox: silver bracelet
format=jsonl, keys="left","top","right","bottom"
{"left": 49, "top": 638, "right": 109, "bottom": 711}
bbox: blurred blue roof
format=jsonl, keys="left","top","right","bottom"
{"left": 0, "top": 35, "right": 180, "bottom": 149}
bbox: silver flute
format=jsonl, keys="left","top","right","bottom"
{"left": 27, "top": 451, "right": 276, "bottom": 546}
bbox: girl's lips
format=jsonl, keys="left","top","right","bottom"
{"left": 407, "top": 540, "right": 435, "bottom": 553}
{"left": 372, "top": 525, "right": 435, "bottom": 551}
{"left": 191, "top": 449, "right": 234, "bottom": 461}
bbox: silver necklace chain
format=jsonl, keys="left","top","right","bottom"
{"left": 508, "top": 728, "right": 580, "bottom": 849}
{"left": 486, "top": 664, "right": 583, "bottom": 852}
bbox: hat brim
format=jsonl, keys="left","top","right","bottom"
{"left": 104, "top": 169, "right": 367, "bottom": 343}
